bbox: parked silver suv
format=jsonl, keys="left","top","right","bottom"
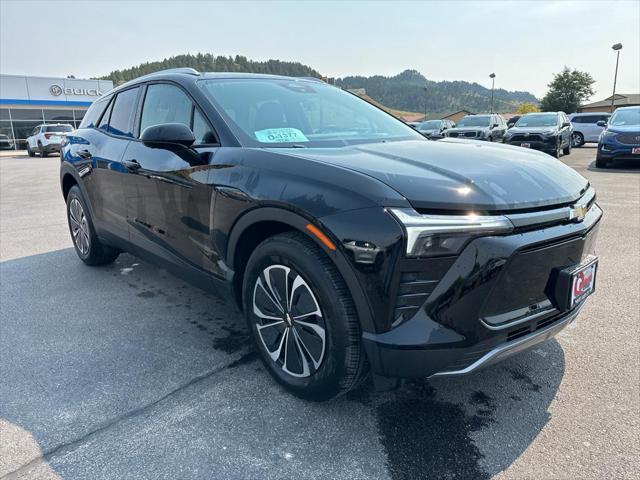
{"left": 569, "top": 112, "right": 610, "bottom": 147}
{"left": 26, "top": 123, "right": 73, "bottom": 157}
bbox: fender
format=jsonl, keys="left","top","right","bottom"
{"left": 59, "top": 161, "right": 96, "bottom": 220}
{"left": 226, "top": 206, "right": 376, "bottom": 333}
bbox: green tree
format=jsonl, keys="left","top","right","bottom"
{"left": 539, "top": 67, "right": 595, "bottom": 113}
{"left": 516, "top": 102, "right": 539, "bottom": 114}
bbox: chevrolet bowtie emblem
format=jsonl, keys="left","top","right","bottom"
{"left": 569, "top": 204, "right": 588, "bottom": 222}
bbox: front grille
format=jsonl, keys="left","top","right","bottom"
{"left": 615, "top": 133, "right": 640, "bottom": 145}
{"left": 448, "top": 131, "right": 477, "bottom": 138}
{"left": 463, "top": 131, "right": 477, "bottom": 138}
{"left": 481, "top": 228, "right": 598, "bottom": 321}
{"left": 510, "top": 134, "right": 545, "bottom": 142}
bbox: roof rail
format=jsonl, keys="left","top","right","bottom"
{"left": 153, "top": 67, "right": 200, "bottom": 76}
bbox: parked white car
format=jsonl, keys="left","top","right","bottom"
{"left": 569, "top": 112, "right": 610, "bottom": 147}
{"left": 26, "top": 123, "right": 73, "bottom": 157}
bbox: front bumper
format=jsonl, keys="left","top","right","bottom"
{"left": 597, "top": 142, "right": 640, "bottom": 162}
{"left": 43, "top": 143, "right": 61, "bottom": 153}
{"left": 362, "top": 202, "right": 601, "bottom": 378}
{"left": 506, "top": 137, "right": 557, "bottom": 153}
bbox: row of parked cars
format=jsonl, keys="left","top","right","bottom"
{"left": 410, "top": 106, "right": 640, "bottom": 167}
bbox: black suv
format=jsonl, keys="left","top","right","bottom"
{"left": 60, "top": 69, "right": 601, "bottom": 400}
{"left": 443, "top": 114, "right": 507, "bottom": 142}
{"left": 504, "top": 112, "right": 573, "bottom": 157}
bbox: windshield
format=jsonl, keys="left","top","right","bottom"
{"left": 609, "top": 109, "right": 640, "bottom": 127}
{"left": 44, "top": 125, "right": 72, "bottom": 132}
{"left": 198, "top": 78, "right": 423, "bottom": 147}
{"left": 456, "top": 116, "right": 490, "bottom": 127}
{"left": 515, "top": 114, "right": 558, "bottom": 127}
{"left": 418, "top": 120, "right": 441, "bottom": 129}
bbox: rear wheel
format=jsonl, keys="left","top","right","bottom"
{"left": 571, "top": 132, "right": 584, "bottom": 147}
{"left": 66, "top": 185, "right": 119, "bottom": 265}
{"left": 38, "top": 142, "right": 47, "bottom": 157}
{"left": 243, "top": 231, "right": 368, "bottom": 401}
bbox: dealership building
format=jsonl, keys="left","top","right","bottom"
{"left": 0, "top": 74, "right": 113, "bottom": 148}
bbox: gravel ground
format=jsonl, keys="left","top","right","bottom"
{"left": 1, "top": 146, "right": 638, "bottom": 480}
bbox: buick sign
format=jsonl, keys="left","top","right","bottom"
{"left": 50, "top": 83, "right": 102, "bottom": 97}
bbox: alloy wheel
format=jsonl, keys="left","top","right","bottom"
{"left": 571, "top": 133, "right": 582, "bottom": 147}
{"left": 252, "top": 264, "right": 326, "bottom": 378}
{"left": 69, "top": 198, "right": 90, "bottom": 255}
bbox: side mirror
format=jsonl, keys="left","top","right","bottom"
{"left": 596, "top": 120, "right": 606, "bottom": 127}
{"left": 492, "top": 123, "right": 499, "bottom": 129}
{"left": 140, "top": 123, "right": 195, "bottom": 149}
{"left": 507, "top": 122, "right": 515, "bottom": 128}
{"left": 562, "top": 121, "right": 571, "bottom": 128}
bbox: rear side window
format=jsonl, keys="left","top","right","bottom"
{"left": 98, "top": 99, "right": 114, "bottom": 131}
{"left": 79, "top": 97, "right": 110, "bottom": 129}
{"left": 107, "top": 87, "right": 139, "bottom": 137}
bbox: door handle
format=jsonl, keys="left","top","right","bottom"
{"left": 123, "top": 159, "right": 141, "bottom": 172}
{"left": 78, "top": 149, "right": 92, "bottom": 160}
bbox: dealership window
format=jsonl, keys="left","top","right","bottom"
{"left": 7, "top": 108, "right": 44, "bottom": 121}
{"left": 44, "top": 109, "right": 74, "bottom": 122}
{"left": 0, "top": 108, "right": 10, "bottom": 120}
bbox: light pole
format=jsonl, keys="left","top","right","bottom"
{"left": 489, "top": 73, "right": 496, "bottom": 113}
{"left": 424, "top": 86, "right": 428, "bottom": 120}
{"left": 610, "top": 43, "right": 623, "bottom": 113}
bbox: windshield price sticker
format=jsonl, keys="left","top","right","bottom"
{"left": 255, "top": 128, "right": 309, "bottom": 143}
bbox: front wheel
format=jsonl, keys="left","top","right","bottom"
{"left": 243, "top": 231, "right": 368, "bottom": 401}
{"left": 38, "top": 142, "right": 47, "bottom": 157}
{"left": 595, "top": 154, "right": 609, "bottom": 168}
{"left": 563, "top": 139, "right": 572, "bottom": 155}
{"left": 66, "top": 185, "right": 119, "bottom": 265}
{"left": 26, "top": 144, "right": 35, "bottom": 157}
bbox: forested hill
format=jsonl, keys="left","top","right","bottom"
{"left": 100, "top": 54, "right": 321, "bottom": 84}
{"left": 335, "top": 70, "right": 538, "bottom": 113}
{"left": 100, "top": 56, "right": 537, "bottom": 114}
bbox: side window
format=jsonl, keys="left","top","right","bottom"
{"left": 140, "top": 83, "right": 216, "bottom": 144}
{"left": 193, "top": 109, "right": 216, "bottom": 144}
{"left": 140, "top": 84, "right": 192, "bottom": 134}
{"left": 108, "top": 87, "right": 139, "bottom": 137}
{"left": 572, "top": 116, "right": 582, "bottom": 123}
{"left": 98, "top": 98, "right": 114, "bottom": 132}
{"left": 79, "top": 97, "right": 110, "bottom": 129}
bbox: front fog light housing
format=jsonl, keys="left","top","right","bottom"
{"left": 389, "top": 208, "right": 514, "bottom": 257}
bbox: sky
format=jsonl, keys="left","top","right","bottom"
{"left": 1, "top": 0, "right": 638, "bottom": 99}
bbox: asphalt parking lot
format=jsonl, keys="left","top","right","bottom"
{"left": 1, "top": 146, "right": 638, "bottom": 480}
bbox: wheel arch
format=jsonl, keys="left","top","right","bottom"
{"left": 227, "top": 206, "right": 375, "bottom": 332}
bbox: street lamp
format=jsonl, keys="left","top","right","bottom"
{"left": 489, "top": 73, "right": 496, "bottom": 113}
{"left": 424, "top": 86, "right": 428, "bottom": 120}
{"left": 611, "top": 43, "right": 623, "bottom": 113}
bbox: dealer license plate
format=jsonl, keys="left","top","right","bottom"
{"left": 632, "top": 147, "right": 640, "bottom": 154}
{"left": 570, "top": 258, "right": 598, "bottom": 308}
{"left": 521, "top": 143, "right": 531, "bottom": 148}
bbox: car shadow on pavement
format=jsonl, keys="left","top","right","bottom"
{"left": 1, "top": 248, "right": 565, "bottom": 480}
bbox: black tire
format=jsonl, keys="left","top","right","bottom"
{"left": 26, "top": 144, "right": 35, "bottom": 157}
{"left": 38, "top": 142, "right": 47, "bottom": 157}
{"left": 595, "top": 155, "right": 609, "bottom": 168}
{"left": 563, "top": 140, "right": 571, "bottom": 155}
{"left": 571, "top": 132, "right": 584, "bottom": 148}
{"left": 242, "top": 231, "right": 368, "bottom": 401}
{"left": 66, "top": 185, "right": 119, "bottom": 265}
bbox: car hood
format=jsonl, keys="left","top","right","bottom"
{"left": 276, "top": 139, "right": 588, "bottom": 212}
{"left": 508, "top": 126, "right": 559, "bottom": 134}
{"left": 607, "top": 125, "right": 640, "bottom": 134}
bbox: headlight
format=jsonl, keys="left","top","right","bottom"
{"left": 600, "top": 130, "right": 616, "bottom": 139}
{"left": 542, "top": 129, "right": 556, "bottom": 136}
{"left": 389, "top": 208, "right": 513, "bottom": 257}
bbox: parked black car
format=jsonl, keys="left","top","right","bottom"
{"left": 443, "top": 114, "right": 507, "bottom": 142}
{"left": 60, "top": 69, "right": 601, "bottom": 400}
{"left": 504, "top": 112, "right": 573, "bottom": 157}
{"left": 415, "top": 119, "right": 455, "bottom": 139}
